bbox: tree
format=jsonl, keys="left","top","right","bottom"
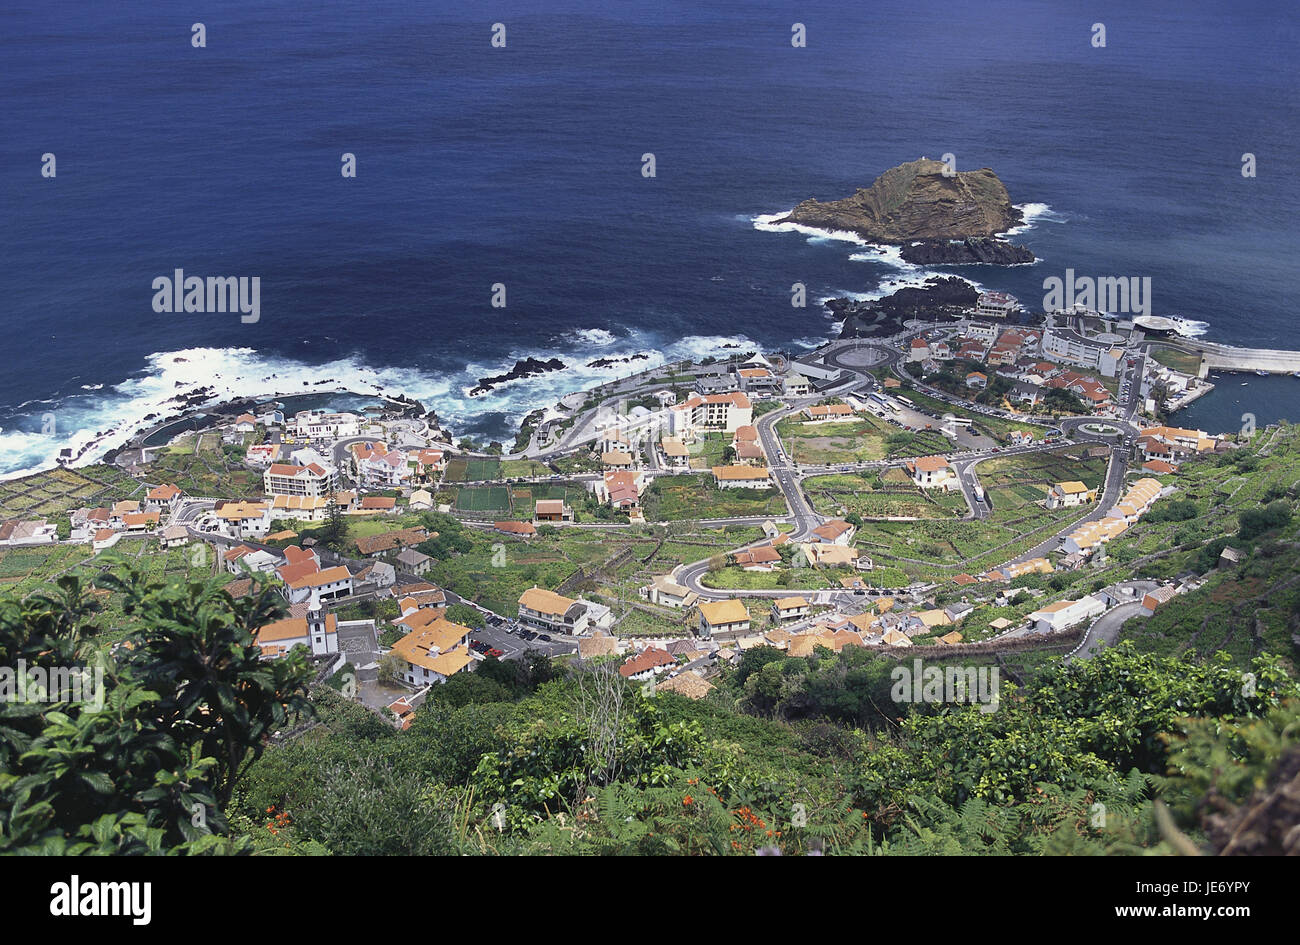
{"left": 0, "top": 567, "right": 313, "bottom": 854}
{"left": 446, "top": 603, "right": 484, "bottom": 629}
{"left": 322, "top": 492, "right": 348, "bottom": 548}
{"left": 707, "top": 553, "right": 726, "bottom": 573}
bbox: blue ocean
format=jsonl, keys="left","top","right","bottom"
{"left": 2, "top": 0, "right": 1297, "bottom": 475}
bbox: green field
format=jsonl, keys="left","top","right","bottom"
{"left": 776, "top": 413, "right": 950, "bottom": 464}
{"left": 0, "top": 464, "right": 140, "bottom": 521}
{"left": 454, "top": 485, "right": 512, "bottom": 514}
{"left": 1150, "top": 347, "right": 1203, "bottom": 376}
{"left": 446, "top": 457, "right": 502, "bottom": 482}
{"left": 804, "top": 472, "right": 968, "bottom": 520}
{"left": 642, "top": 474, "right": 788, "bottom": 521}
{"left": 142, "top": 433, "right": 263, "bottom": 498}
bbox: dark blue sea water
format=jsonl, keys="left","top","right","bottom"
{"left": 2, "top": 0, "right": 1298, "bottom": 475}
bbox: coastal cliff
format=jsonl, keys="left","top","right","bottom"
{"left": 778, "top": 158, "right": 1035, "bottom": 262}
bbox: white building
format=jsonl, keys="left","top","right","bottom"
{"left": 1028, "top": 596, "right": 1106, "bottom": 634}
{"left": 263, "top": 462, "right": 337, "bottom": 498}
{"left": 975, "top": 292, "right": 1018, "bottom": 319}
{"left": 290, "top": 410, "right": 361, "bottom": 440}
{"left": 209, "top": 502, "right": 272, "bottom": 540}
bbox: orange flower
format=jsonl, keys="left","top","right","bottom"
{"left": 683, "top": 796, "right": 694, "bottom": 807}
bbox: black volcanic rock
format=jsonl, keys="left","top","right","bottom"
{"left": 828, "top": 276, "right": 979, "bottom": 339}
{"left": 900, "top": 238, "right": 1035, "bottom": 265}
{"left": 469, "top": 357, "right": 566, "bottom": 397}
{"left": 588, "top": 353, "right": 650, "bottom": 369}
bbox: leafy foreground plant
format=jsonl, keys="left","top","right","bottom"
{"left": 0, "top": 566, "right": 312, "bottom": 854}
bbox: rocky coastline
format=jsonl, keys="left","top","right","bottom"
{"left": 468, "top": 357, "right": 566, "bottom": 397}
{"left": 829, "top": 276, "right": 979, "bottom": 339}
{"left": 900, "top": 237, "right": 1035, "bottom": 266}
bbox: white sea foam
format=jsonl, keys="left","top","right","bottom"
{"left": 568, "top": 327, "right": 617, "bottom": 347}
{"left": 752, "top": 211, "right": 875, "bottom": 248}
{"left": 1003, "top": 203, "right": 1066, "bottom": 236}
{"left": 0, "top": 327, "right": 778, "bottom": 479}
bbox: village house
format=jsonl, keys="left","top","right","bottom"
{"left": 906, "top": 455, "right": 955, "bottom": 489}
{"left": 389, "top": 618, "right": 475, "bottom": 686}
{"left": 783, "top": 372, "right": 813, "bottom": 397}
{"left": 698, "top": 598, "right": 751, "bottom": 638}
{"left": 618, "top": 647, "right": 675, "bottom": 681}
{"left": 591, "top": 470, "right": 647, "bottom": 517}
{"left": 601, "top": 449, "right": 635, "bottom": 469}
{"left": 268, "top": 495, "right": 330, "bottom": 521}
{"left": 803, "top": 403, "right": 855, "bottom": 422}
{"left": 712, "top": 465, "right": 772, "bottom": 489}
{"left": 655, "top": 671, "right": 715, "bottom": 700}
{"left": 534, "top": 499, "right": 573, "bottom": 523}
{"left": 144, "top": 483, "right": 183, "bottom": 513}
{"left": 0, "top": 519, "right": 57, "bottom": 546}
{"left": 209, "top": 501, "right": 272, "bottom": 540}
{"left": 640, "top": 574, "right": 699, "bottom": 609}
{"left": 518, "top": 587, "right": 591, "bottom": 636}
{"left": 802, "top": 543, "right": 860, "bottom": 569}
{"left": 493, "top": 520, "right": 538, "bottom": 538}
{"left": 413, "top": 448, "right": 447, "bottom": 477}
{"left": 353, "top": 528, "right": 428, "bottom": 558}
{"left": 409, "top": 488, "right": 433, "bottom": 510}
{"left": 659, "top": 437, "right": 690, "bottom": 469}
{"left": 771, "top": 596, "right": 810, "bottom": 622}
{"left": 285, "top": 565, "right": 353, "bottom": 605}
{"left": 1140, "top": 584, "right": 1179, "bottom": 615}
{"left": 733, "top": 545, "right": 781, "bottom": 571}
{"left": 159, "top": 524, "right": 190, "bottom": 549}
{"left": 245, "top": 443, "right": 279, "bottom": 466}
{"left": 398, "top": 588, "right": 448, "bottom": 617}
{"left": 69, "top": 507, "right": 111, "bottom": 542}
{"left": 224, "top": 545, "right": 278, "bottom": 575}
{"left": 810, "top": 519, "right": 854, "bottom": 545}
{"left": 92, "top": 528, "right": 120, "bottom": 552}
{"left": 395, "top": 548, "right": 433, "bottom": 575}
{"left": 1028, "top": 597, "right": 1106, "bottom": 634}
{"left": 1046, "top": 480, "right": 1096, "bottom": 509}
{"left": 121, "top": 510, "right": 161, "bottom": 535}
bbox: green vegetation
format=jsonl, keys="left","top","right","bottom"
{"left": 804, "top": 471, "right": 968, "bottom": 520}
{"left": 1150, "top": 346, "right": 1203, "bottom": 376}
{"left": 4, "top": 524, "right": 1299, "bottom": 856}
{"left": 0, "top": 567, "right": 313, "bottom": 853}
{"left": 145, "top": 433, "right": 262, "bottom": 497}
{"left": 776, "top": 412, "right": 948, "bottom": 464}
{"left": 0, "top": 464, "right": 139, "bottom": 520}
{"left": 643, "top": 474, "right": 787, "bottom": 521}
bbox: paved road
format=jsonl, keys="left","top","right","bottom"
{"left": 1064, "top": 581, "right": 1158, "bottom": 663}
